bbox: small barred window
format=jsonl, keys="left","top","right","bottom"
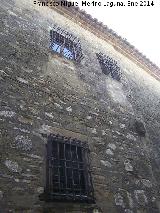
{"left": 50, "top": 26, "right": 83, "bottom": 63}
{"left": 96, "top": 53, "right": 122, "bottom": 81}
{"left": 43, "top": 134, "right": 95, "bottom": 203}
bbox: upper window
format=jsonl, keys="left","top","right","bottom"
{"left": 96, "top": 52, "right": 121, "bottom": 81}
{"left": 50, "top": 26, "right": 83, "bottom": 63}
{"left": 43, "top": 134, "right": 95, "bottom": 203}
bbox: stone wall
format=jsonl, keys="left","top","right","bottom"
{"left": 0, "top": 0, "right": 160, "bottom": 212}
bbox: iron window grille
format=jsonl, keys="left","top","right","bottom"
{"left": 50, "top": 26, "right": 83, "bottom": 63}
{"left": 43, "top": 134, "right": 95, "bottom": 203}
{"left": 96, "top": 52, "right": 122, "bottom": 81}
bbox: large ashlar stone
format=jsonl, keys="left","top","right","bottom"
{"left": 0, "top": 111, "right": 16, "bottom": 117}
{"left": 126, "top": 133, "right": 137, "bottom": 141}
{"left": 37, "top": 187, "right": 44, "bottom": 194}
{"left": 134, "top": 190, "right": 148, "bottom": 206}
{"left": 66, "top": 106, "right": 72, "bottom": 112}
{"left": 114, "top": 193, "right": 125, "bottom": 208}
{"left": 12, "top": 135, "right": 32, "bottom": 151}
{"left": 4, "top": 159, "right": 22, "bottom": 173}
{"left": 100, "top": 160, "right": 112, "bottom": 168}
{"left": 108, "top": 143, "right": 116, "bottom": 150}
{"left": 106, "top": 149, "right": 114, "bottom": 155}
{"left": 124, "top": 159, "right": 133, "bottom": 172}
{"left": 141, "top": 179, "right": 152, "bottom": 188}
{"left": 17, "top": 77, "right": 29, "bottom": 84}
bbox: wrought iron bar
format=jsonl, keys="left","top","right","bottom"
{"left": 97, "top": 52, "right": 122, "bottom": 80}
{"left": 45, "top": 134, "right": 94, "bottom": 203}
{"left": 50, "top": 26, "right": 83, "bottom": 62}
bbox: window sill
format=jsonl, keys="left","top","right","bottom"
{"left": 39, "top": 192, "right": 95, "bottom": 204}
{"left": 49, "top": 50, "right": 76, "bottom": 65}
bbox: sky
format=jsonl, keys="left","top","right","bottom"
{"left": 77, "top": 0, "right": 160, "bottom": 67}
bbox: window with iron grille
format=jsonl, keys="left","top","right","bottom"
{"left": 43, "top": 134, "right": 95, "bottom": 203}
{"left": 96, "top": 52, "right": 122, "bottom": 81}
{"left": 50, "top": 26, "right": 83, "bottom": 63}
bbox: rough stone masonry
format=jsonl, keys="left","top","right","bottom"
{"left": 0, "top": 0, "right": 160, "bottom": 212}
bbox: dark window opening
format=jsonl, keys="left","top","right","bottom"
{"left": 50, "top": 26, "right": 83, "bottom": 62}
{"left": 134, "top": 120, "right": 146, "bottom": 137}
{"left": 96, "top": 52, "right": 122, "bottom": 81}
{"left": 42, "top": 134, "right": 95, "bottom": 203}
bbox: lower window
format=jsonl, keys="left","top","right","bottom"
{"left": 42, "top": 134, "right": 95, "bottom": 203}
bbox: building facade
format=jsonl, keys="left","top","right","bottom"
{"left": 0, "top": 0, "right": 160, "bottom": 212}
